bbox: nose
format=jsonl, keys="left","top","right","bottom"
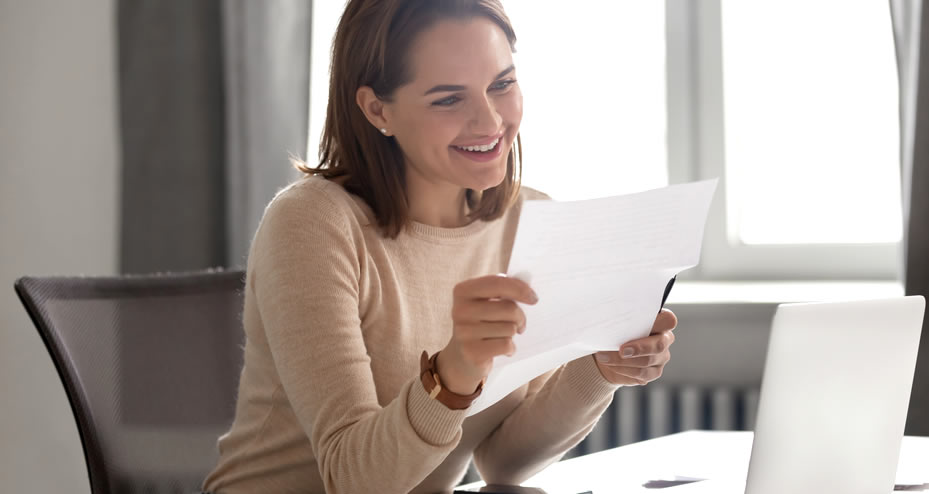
{"left": 470, "top": 95, "right": 503, "bottom": 136}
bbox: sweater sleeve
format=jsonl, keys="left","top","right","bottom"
{"left": 472, "top": 355, "right": 619, "bottom": 484}
{"left": 250, "top": 186, "right": 467, "bottom": 494}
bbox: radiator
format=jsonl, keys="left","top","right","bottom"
{"left": 568, "top": 384, "right": 761, "bottom": 457}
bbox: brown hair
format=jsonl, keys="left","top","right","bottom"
{"left": 297, "top": 0, "right": 522, "bottom": 238}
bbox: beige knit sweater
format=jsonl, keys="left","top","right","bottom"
{"left": 202, "top": 176, "right": 619, "bottom": 494}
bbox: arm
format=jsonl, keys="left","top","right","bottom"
{"left": 473, "top": 356, "right": 618, "bottom": 484}
{"left": 474, "top": 309, "right": 679, "bottom": 483}
{"left": 251, "top": 189, "right": 466, "bottom": 494}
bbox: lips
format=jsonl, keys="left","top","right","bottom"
{"left": 454, "top": 136, "right": 501, "bottom": 153}
{"left": 450, "top": 134, "right": 506, "bottom": 163}
{"left": 451, "top": 131, "right": 505, "bottom": 148}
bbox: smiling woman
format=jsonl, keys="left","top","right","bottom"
{"left": 200, "top": 1, "right": 676, "bottom": 493}
{"left": 354, "top": 16, "right": 522, "bottom": 230}
{"left": 303, "top": 0, "right": 523, "bottom": 237}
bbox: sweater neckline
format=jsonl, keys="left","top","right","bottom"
{"left": 310, "top": 176, "right": 495, "bottom": 243}
{"left": 408, "top": 217, "right": 491, "bottom": 243}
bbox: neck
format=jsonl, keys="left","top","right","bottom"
{"left": 406, "top": 175, "right": 469, "bottom": 228}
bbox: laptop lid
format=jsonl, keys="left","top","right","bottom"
{"left": 745, "top": 296, "right": 925, "bottom": 494}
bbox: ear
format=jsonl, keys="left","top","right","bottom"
{"left": 356, "top": 86, "right": 392, "bottom": 136}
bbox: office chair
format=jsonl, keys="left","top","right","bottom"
{"left": 14, "top": 269, "right": 246, "bottom": 494}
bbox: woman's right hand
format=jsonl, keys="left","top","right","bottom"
{"left": 435, "top": 274, "right": 539, "bottom": 395}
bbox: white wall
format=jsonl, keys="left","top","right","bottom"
{"left": 0, "top": 0, "right": 118, "bottom": 492}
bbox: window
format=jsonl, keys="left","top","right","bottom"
{"left": 503, "top": 1, "right": 667, "bottom": 200}
{"left": 721, "top": 0, "right": 902, "bottom": 246}
{"left": 308, "top": 0, "right": 903, "bottom": 281}
{"left": 683, "top": 0, "right": 903, "bottom": 280}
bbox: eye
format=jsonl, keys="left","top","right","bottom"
{"left": 490, "top": 79, "right": 517, "bottom": 91}
{"left": 431, "top": 95, "right": 462, "bottom": 107}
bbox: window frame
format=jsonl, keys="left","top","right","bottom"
{"left": 667, "top": 0, "right": 902, "bottom": 281}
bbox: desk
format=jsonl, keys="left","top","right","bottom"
{"left": 460, "top": 431, "right": 929, "bottom": 493}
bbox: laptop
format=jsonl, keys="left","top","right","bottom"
{"left": 743, "top": 296, "right": 925, "bottom": 494}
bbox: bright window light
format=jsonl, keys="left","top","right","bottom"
{"left": 504, "top": 1, "right": 667, "bottom": 200}
{"left": 721, "top": 0, "right": 903, "bottom": 245}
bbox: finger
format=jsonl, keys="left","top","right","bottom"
{"left": 473, "top": 336, "right": 517, "bottom": 359}
{"left": 650, "top": 309, "right": 678, "bottom": 334}
{"left": 457, "top": 321, "right": 523, "bottom": 340}
{"left": 620, "top": 330, "right": 675, "bottom": 357}
{"left": 454, "top": 274, "right": 538, "bottom": 304}
{"left": 455, "top": 298, "right": 526, "bottom": 326}
{"left": 595, "top": 351, "right": 668, "bottom": 368}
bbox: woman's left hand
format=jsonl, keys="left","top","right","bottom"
{"left": 593, "top": 309, "right": 677, "bottom": 386}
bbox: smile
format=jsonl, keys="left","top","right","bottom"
{"left": 453, "top": 136, "right": 501, "bottom": 153}
{"left": 450, "top": 135, "right": 506, "bottom": 163}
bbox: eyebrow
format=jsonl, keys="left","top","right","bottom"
{"left": 422, "top": 64, "right": 515, "bottom": 96}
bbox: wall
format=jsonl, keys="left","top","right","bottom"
{"left": 0, "top": 0, "right": 118, "bottom": 492}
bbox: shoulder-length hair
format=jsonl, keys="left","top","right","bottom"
{"left": 297, "top": 0, "right": 522, "bottom": 238}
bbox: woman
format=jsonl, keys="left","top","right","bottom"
{"left": 202, "top": 0, "right": 677, "bottom": 493}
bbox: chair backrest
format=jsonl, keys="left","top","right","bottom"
{"left": 14, "top": 269, "right": 246, "bottom": 494}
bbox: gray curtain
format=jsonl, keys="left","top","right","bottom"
{"left": 222, "top": 1, "right": 308, "bottom": 266}
{"left": 891, "top": 0, "right": 929, "bottom": 436}
{"left": 118, "top": 0, "right": 309, "bottom": 273}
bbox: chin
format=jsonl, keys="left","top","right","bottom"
{"left": 449, "top": 145, "right": 512, "bottom": 191}
{"left": 465, "top": 161, "right": 509, "bottom": 191}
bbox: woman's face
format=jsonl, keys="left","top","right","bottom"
{"left": 383, "top": 17, "right": 522, "bottom": 194}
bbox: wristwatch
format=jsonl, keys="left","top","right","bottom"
{"left": 419, "top": 351, "right": 483, "bottom": 410}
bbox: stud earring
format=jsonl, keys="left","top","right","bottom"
{"left": 379, "top": 128, "right": 388, "bottom": 135}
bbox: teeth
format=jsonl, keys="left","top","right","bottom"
{"left": 456, "top": 137, "right": 500, "bottom": 152}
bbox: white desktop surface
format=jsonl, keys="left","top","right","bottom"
{"left": 460, "top": 430, "right": 929, "bottom": 493}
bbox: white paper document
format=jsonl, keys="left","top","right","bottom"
{"left": 466, "top": 179, "right": 718, "bottom": 416}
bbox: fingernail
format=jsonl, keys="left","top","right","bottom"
{"left": 622, "top": 348, "right": 636, "bottom": 358}
{"left": 596, "top": 353, "right": 609, "bottom": 362}
{"left": 528, "top": 289, "right": 539, "bottom": 304}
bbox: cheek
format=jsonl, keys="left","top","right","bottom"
{"left": 397, "top": 113, "right": 456, "bottom": 157}
{"left": 424, "top": 115, "right": 465, "bottom": 151}
{"left": 499, "top": 88, "right": 523, "bottom": 129}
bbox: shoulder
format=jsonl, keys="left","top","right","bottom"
{"left": 250, "top": 175, "right": 377, "bottom": 261}
{"left": 503, "top": 185, "right": 551, "bottom": 219}
{"left": 489, "top": 185, "right": 551, "bottom": 246}
{"left": 261, "top": 175, "right": 373, "bottom": 233}
{"left": 247, "top": 176, "right": 373, "bottom": 293}
{"left": 517, "top": 185, "right": 552, "bottom": 203}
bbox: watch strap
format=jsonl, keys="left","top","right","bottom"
{"left": 419, "top": 351, "right": 482, "bottom": 410}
